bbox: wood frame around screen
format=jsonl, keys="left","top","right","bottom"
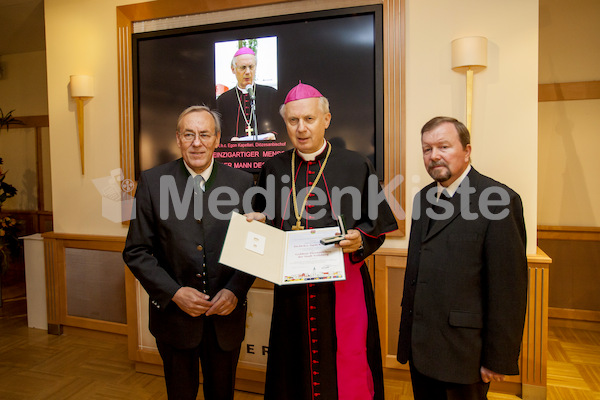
{"left": 116, "top": 0, "right": 405, "bottom": 236}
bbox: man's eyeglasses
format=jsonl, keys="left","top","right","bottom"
{"left": 178, "top": 132, "right": 216, "bottom": 143}
{"left": 235, "top": 64, "right": 256, "bottom": 72}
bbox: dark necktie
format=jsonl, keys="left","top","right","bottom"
{"left": 427, "top": 190, "right": 450, "bottom": 233}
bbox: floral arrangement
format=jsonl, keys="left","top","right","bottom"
{"left": 0, "top": 157, "right": 20, "bottom": 275}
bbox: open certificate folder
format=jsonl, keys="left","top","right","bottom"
{"left": 219, "top": 212, "right": 346, "bottom": 285}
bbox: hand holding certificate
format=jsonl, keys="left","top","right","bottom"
{"left": 219, "top": 212, "right": 345, "bottom": 285}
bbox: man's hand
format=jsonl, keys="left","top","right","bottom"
{"left": 245, "top": 212, "right": 266, "bottom": 223}
{"left": 172, "top": 287, "right": 212, "bottom": 317}
{"left": 205, "top": 289, "right": 238, "bottom": 316}
{"left": 337, "top": 229, "right": 363, "bottom": 254}
{"left": 480, "top": 366, "right": 505, "bottom": 383}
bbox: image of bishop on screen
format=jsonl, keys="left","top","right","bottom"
{"left": 215, "top": 38, "right": 282, "bottom": 142}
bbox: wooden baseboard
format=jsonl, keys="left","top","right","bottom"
{"left": 549, "top": 317, "right": 600, "bottom": 332}
{"left": 135, "top": 361, "right": 164, "bottom": 376}
{"left": 549, "top": 308, "right": 600, "bottom": 331}
{"left": 549, "top": 307, "right": 600, "bottom": 322}
{"left": 63, "top": 325, "right": 127, "bottom": 342}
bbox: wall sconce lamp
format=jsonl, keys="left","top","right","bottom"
{"left": 451, "top": 36, "right": 487, "bottom": 133}
{"left": 70, "top": 75, "right": 94, "bottom": 174}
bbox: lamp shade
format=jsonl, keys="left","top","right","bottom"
{"left": 451, "top": 36, "right": 487, "bottom": 69}
{"left": 70, "top": 75, "right": 94, "bottom": 97}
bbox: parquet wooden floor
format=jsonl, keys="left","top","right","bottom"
{"left": 0, "top": 314, "right": 599, "bottom": 399}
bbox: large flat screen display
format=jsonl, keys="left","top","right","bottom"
{"left": 133, "top": 5, "right": 384, "bottom": 178}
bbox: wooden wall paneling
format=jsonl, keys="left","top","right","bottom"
{"left": 43, "top": 233, "right": 128, "bottom": 336}
{"left": 538, "top": 225, "right": 600, "bottom": 241}
{"left": 538, "top": 81, "right": 600, "bottom": 102}
{"left": 374, "top": 249, "right": 408, "bottom": 371}
{"left": 382, "top": 0, "right": 406, "bottom": 236}
{"left": 538, "top": 226, "right": 600, "bottom": 322}
{"left": 125, "top": 264, "right": 163, "bottom": 374}
{"left": 63, "top": 247, "right": 127, "bottom": 331}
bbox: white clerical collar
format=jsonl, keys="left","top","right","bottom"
{"left": 437, "top": 164, "right": 471, "bottom": 198}
{"left": 296, "top": 140, "right": 328, "bottom": 161}
{"left": 237, "top": 83, "right": 254, "bottom": 94}
{"left": 183, "top": 158, "right": 214, "bottom": 188}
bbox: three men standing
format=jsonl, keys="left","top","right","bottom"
{"left": 124, "top": 89, "right": 527, "bottom": 400}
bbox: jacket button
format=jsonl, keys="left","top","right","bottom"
{"left": 196, "top": 273, "right": 202, "bottom": 278}
{"left": 411, "top": 279, "right": 416, "bottom": 286}
{"left": 197, "top": 245, "right": 203, "bottom": 251}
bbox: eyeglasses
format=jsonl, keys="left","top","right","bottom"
{"left": 178, "top": 132, "right": 216, "bottom": 143}
{"left": 235, "top": 64, "right": 256, "bottom": 72}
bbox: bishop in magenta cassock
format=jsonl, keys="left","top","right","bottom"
{"left": 216, "top": 47, "right": 281, "bottom": 141}
{"left": 247, "top": 82, "right": 398, "bottom": 399}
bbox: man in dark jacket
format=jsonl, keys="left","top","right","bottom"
{"left": 123, "top": 105, "right": 255, "bottom": 400}
{"left": 397, "top": 116, "right": 528, "bottom": 399}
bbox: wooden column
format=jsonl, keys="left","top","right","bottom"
{"left": 521, "top": 248, "right": 551, "bottom": 399}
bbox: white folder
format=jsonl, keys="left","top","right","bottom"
{"left": 219, "top": 212, "right": 345, "bottom": 285}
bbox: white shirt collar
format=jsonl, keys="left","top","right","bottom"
{"left": 183, "top": 158, "right": 214, "bottom": 188}
{"left": 437, "top": 164, "right": 471, "bottom": 198}
{"left": 297, "top": 140, "right": 328, "bottom": 161}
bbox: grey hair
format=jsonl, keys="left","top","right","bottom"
{"left": 176, "top": 105, "right": 222, "bottom": 134}
{"left": 279, "top": 96, "right": 330, "bottom": 119}
{"left": 231, "top": 54, "right": 257, "bottom": 69}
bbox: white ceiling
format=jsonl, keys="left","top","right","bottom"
{"left": 0, "top": 0, "right": 45, "bottom": 55}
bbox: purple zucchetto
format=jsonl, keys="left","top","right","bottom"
{"left": 283, "top": 81, "right": 324, "bottom": 104}
{"left": 233, "top": 47, "right": 255, "bottom": 57}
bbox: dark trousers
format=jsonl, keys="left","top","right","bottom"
{"left": 409, "top": 362, "right": 490, "bottom": 400}
{"left": 156, "top": 320, "right": 241, "bottom": 400}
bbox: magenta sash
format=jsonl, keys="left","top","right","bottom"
{"left": 334, "top": 254, "right": 374, "bottom": 399}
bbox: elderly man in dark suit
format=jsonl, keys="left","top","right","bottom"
{"left": 123, "top": 105, "right": 255, "bottom": 400}
{"left": 397, "top": 116, "right": 528, "bottom": 400}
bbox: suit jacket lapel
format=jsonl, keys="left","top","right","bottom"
{"left": 424, "top": 192, "right": 461, "bottom": 241}
{"left": 422, "top": 168, "right": 479, "bottom": 241}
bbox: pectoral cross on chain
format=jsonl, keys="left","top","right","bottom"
{"left": 292, "top": 220, "right": 304, "bottom": 230}
{"left": 245, "top": 125, "right": 254, "bottom": 136}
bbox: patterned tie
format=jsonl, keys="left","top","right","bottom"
{"left": 194, "top": 175, "right": 205, "bottom": 193}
